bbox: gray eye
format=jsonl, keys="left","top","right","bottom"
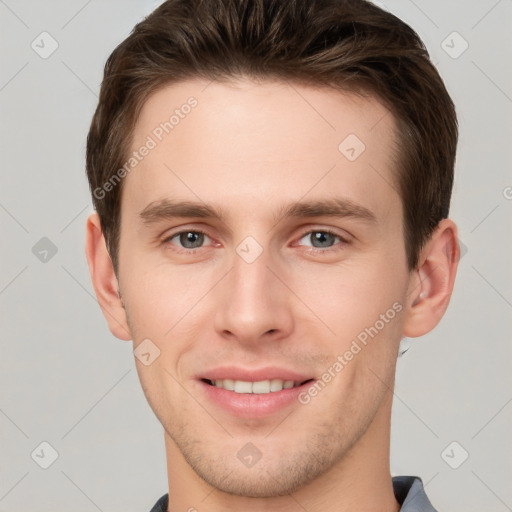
{"left": 178, "top": 231, "right": 205, "bottom": 248}
{"left": 308, "top": 231, "right": 337, "bottom": 248}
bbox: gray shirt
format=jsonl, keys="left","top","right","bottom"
{"left": 148, "top": 475, "right": 438, "bottom": 511}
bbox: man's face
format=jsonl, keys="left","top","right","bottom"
{"left": 117, "top": 78, "right": 411, "bottom": 496}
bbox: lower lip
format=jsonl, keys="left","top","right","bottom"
{"left": 198, "top": 380, "right": 314, "bottom": 418}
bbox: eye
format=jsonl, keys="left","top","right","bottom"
{"left": 166, "top": 230, "right": 212, "bottom": 249}
{"left": 297, "top": 230, "right": 346, "bottom": 249}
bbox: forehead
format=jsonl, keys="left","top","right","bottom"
{"left": 123, "top": 78, "right": 400, "bottom": 224}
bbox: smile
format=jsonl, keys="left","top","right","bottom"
{"left": 202, "top": 378, "right": 312, "bottom": 394}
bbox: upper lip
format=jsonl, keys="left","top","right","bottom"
{"left": 198, "top": 366, "right": 314, "bottom": 383}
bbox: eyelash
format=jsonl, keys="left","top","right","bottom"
{"left": 162, "top": 229, "right": 214, "bottom": 253}
{"left": 163, "top": 227, "right": 350, "bottom": 255}
{"left": 295, "top": 228, "right": 349, "bottom": 254}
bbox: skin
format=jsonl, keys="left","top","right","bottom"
{"left": 86, "top": 78, "right": 459, "bottom": 512}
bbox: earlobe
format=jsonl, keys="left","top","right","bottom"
{"left": 85, "top": 212, "right": 132, "bottom": 341}
{"left": 402, "top": 219, "right": 460, "bottom": 338}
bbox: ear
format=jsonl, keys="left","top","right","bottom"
{"left": 402, "top": 218, "right": 460, "bottom": 338}
{"left": 85, "top": 212, "right": 132, "bottom": 341}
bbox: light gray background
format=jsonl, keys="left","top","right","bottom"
{"left": 1, "top": 0, "right": 511, "bottom": 511}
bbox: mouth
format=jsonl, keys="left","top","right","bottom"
{"left": 201, "top": 378, "right": 314, "bottom": 394}
{"left": 197, "top": 366, "right": 316, "bottom": 418}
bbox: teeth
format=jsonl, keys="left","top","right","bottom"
{"left": 234, "top": 380, "right": 253, "bottom": 393}
{"left": 270, "top": 379, "right": 284, "bottom": 392}
{"left": 210, "top": 379, "right": 300, "bottom": 393}
{"left": 222, "top": 378, "right": 235, "bottom": 391}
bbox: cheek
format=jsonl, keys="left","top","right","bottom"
{"left": 120, "top": 259, "right": 213, "bottom": 341}
{"left": 290, "top": 257, "right": 406, "bottom": 342}
{"left": 289, "top": 257, "right": 407, "bottom": 400}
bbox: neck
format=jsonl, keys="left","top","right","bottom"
{"left": 164, "top": 391, "right": 399, "bottom": 512}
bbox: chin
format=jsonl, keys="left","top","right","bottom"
{"left": 184, "top": 443, "right": 336, "bottom": 498}
{"left": 195, "top": 466, "right": 310, "bottom": 498}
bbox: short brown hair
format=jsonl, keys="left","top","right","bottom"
{"left": 86, "top": 0, "right": 458, "bottom": 273}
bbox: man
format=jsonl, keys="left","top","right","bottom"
{"left": 84, "top": 0, "right": 459, "bottom": 510}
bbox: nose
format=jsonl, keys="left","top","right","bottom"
{"left": 213, "top": 246, "right": 294, "bottom": 345}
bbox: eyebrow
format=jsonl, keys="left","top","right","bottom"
{"left": 138, "top": 197, "right": 377, "bottom": 226}
{"left": 139, "top": 199, "right": 224, "bottom": 224}
{"left": 276, "top": 197, "right": 377, "bottom": 224}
